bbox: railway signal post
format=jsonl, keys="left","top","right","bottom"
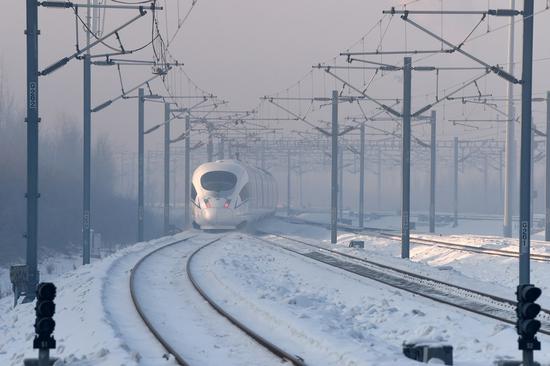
{"left": 25, "top": 283, "right": 58, "bottom": 366}
{"left": 516, "top": 284, "right": 542, "bottom": 353}
{"left": 518, "top": 2, "right": 539, "bottom": 365}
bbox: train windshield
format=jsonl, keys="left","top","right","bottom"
{"left": 200, "top": 171, "right": 237, "bottom": 192}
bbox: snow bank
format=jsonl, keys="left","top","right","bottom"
{"left": 0, "top": 234, "right": 184, "bottom": 366}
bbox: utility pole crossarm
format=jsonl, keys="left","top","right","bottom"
{"left": 40, "top": 1, "right": 163, "bottom": 10}
{"left": 383, "top": 7, "right": 521, "bottom": 16}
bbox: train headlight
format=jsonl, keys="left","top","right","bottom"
{"left": 224, "top": 199, "right": 231, "bottom": 209}
{"left": 204, "top": 198, "right": 212, "bottom": 208}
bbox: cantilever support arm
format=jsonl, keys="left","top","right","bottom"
{"left": 412, "top": 71, "right": 490, "bottom": 117}
{"left": 266, "top": 99, "right": 320, "bottom": 131}
{"left": 323, "top": 68, "right": 402, "bottom": 118}
{"left": 145, "top": 98, "right": 218, "bottom": 136}
{"left": 40, "top": 11, "right": 148, "bottom": 76}
{"left": 92, "top": 74, "right": 161, "bottom": 112}
{"left": 401, "top": 16, "right": 520, "bottom": 84}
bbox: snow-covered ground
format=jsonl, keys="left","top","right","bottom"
{"left": 193, "top": 233, "right": 545, "bottom": 365}
{"left": 259, "top": 217, "right": 550, "bottom": 363}
{"left": 1, "top": 215, "right": 549, "bottom": 365}
{"left": 0, "top": 234, "right": 189, "bottom": 365}
{"left": 0, "top": 254, "right": 82, "bottom": 300}
{"left": 270, "top": 214, "right": 550, "bottom": 309}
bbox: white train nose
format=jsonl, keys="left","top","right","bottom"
{"left": 202, "top": 209, "right": 218, "bottom": 222}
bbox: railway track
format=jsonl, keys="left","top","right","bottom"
{"left": 129, "top": 235, "right": 198, "bottom": 366}
{"left": 129, "top": 234, "right": 306, "bottom": 366}
{"left": 254, "top": 231, "right": 550, "bottom": 336}
{"left": 284, "top": 216, "right": 550, "bottom": 263}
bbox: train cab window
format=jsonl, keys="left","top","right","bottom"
{"left": 191, "top": 184, "right": 197, "bottom": 200}
{"left": 200, "top": 171, "right": 237, "bottom": 192}
{"left": 239, "top": 183, "right": 250, "bottom": 202}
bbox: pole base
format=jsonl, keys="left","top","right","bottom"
{"left": 23, "top": 359, "right": 58, "bottom": 366}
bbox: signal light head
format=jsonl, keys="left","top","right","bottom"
{"left": 518, "top": 302, "right": 541, "bottom": 319}
{"left": 517, "top": 284, "right": 542, "bottom": 303}
{"left": 35, "top": 318, "right": 56, "bottom": 334}
{"left": 36, "top": 282, "right": 56, "bottom": 301}
{"left": 36, "top": 300, "right": 56, "bottom": 318}
{"left": 518, "top": 319, "right": 541, "bottom": 338}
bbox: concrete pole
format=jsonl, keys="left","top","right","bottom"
{"left": 287, "top": 150, "right": 291, "bottom": 216}
{"left": 546, "top": 92, "right": 550, "bottom": 241}
{"left": 207, "top": 123, "right": 213, "bottom": 162}
{"left": 359, "top": 122, "right": 365, "bottom": 228}
{"left": 429, "top": 110, "right": 436, "bottom": 233}
{"left": 338, "top": 147, "right": 344, "bottom": 218}
{"left": 377, "top": 147, "right": 382, "bottom": 210}
{"left": 401, "top": 57, "right": 412, "bottom": 259}
{"left": 184, "top": 115, "right": 191, "bottom": 228}
{"left": 172, "top": 151, "right": 177, "bottom": 210}
{"left": 261, "top": 140, "right": 266, "bottom": 170}
{"left": 500, "top": 148, "right": 504, "bottom": 212}
{"left": 519, "top": 2, "right": 535, "bottom": 364}
{"left": 531, "top": 128, "right": 535, "bottom": 224}
{"left": 331, "top": 90, "right": 338, "bottom": 244}
{"left": 503, "top": 0, "right": 517, "bottom": 237}
{"left": 25, "top": 0, "right": 40, "bottom": 300}
{"left": 82, "top": 0, "right": 92, "bottom": 265}
{"left": 299, "top": 165, "right": 303, "bottom": 208}
{"left": 137, "top": 88, "right": 145, "bottom": 242}
{"left": 453, "top": 137, "right": 459, "bottom": 228}
{"left": 163, "top": 103, "right": 170, "bottom": 235}
{"left": 219, "top": 135, "right": 225, "bottom": 160}
{"left": 484, "top": 155, "right": 489, "bottom": 211}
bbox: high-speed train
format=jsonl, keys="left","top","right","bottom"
{"left": 191, "top": 160, "right": 278, "bottom": 230}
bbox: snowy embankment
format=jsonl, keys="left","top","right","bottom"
{"left": 277, "top": 214, "right": 550, "bottom": 308}
{"left": 0, "top": 234, "right": 187, "bottom": 366}
{"left": 191, "top": 233, "right": 550, "bottom": 365}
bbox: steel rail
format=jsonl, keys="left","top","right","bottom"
{"left": 253, "top": 231, "right": 550, "bottom": 336}
{"left": 129, "top": 234, "right": 200, "bottom": 366}
{"left": 381, "top": 233, "right": 550, "bottom": 262}
{"left": 187, "top": 241, "right": 307, "bottom": 366}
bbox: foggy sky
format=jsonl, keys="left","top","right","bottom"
{"left": 2, "top": 0, "right": 549, "bottom": 152}
{"left": 2, "top": 0, "right": 550, "bottom": 214}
